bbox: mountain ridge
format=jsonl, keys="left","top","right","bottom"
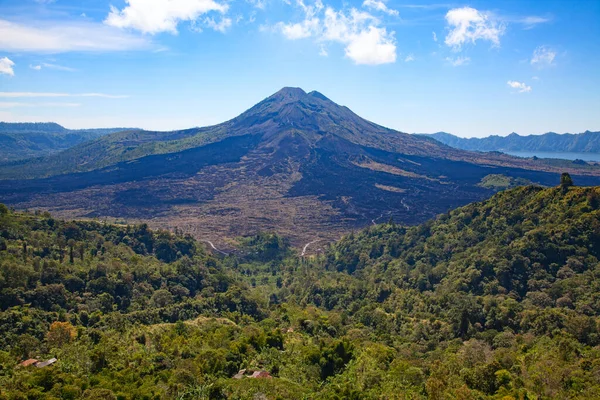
{"left": 0, "top": 122, "right": 133, "bottom": 163}
{"left": 422, "top": 130, "right": 600, "bottom": 153}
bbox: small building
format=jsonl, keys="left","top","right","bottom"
{"left": 19, "top": 359, "right": 39, "bottom": 367}
{"left": 35, "top": 358, "right": 57, "bottom": 368}
{"left": 233, "top": 369, "right": 273, "bottom": 379}
{"left": 251, "top": 371, "right": 272, "bottom": 379}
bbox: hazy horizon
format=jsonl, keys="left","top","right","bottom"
{"left": 1, "top": 110, "right": 598, "bottom": 140}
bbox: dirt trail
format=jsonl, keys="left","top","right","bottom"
{"left": 202, "top": 240, "right": 229, "bottom": 256}
{"left": 301, "top": 239, "right": 322, "bottom": 257}
{"left": 401, "top": 198, "right": 410, "bottom": 211}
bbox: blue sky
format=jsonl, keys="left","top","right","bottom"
{"left": 0, "top": 0, "right": 599, "bottom": 137}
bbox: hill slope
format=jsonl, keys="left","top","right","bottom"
{"left": 423, "top": 130, "right": 600, "bottom": 154}
{"left": 2, "top": 88, "right": 600, "bottom": 247}
{"left": 0, "top": 122, "right": 130, "bottom": 162}
{"left": 329, "top": 183, "right": 600, "bottom": 298}
{"left": 3, "top": 185, "right": 600, "bottom": 398}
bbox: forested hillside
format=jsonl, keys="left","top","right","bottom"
{"left": 0, "top": 123, "right": 128, "bottom": 162}
{"left": 2, "top": 179, "right": 600, "bottom": 398}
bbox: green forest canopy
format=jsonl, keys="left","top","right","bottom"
{"left": 2, "top": 180, "right": 600, "bottom": 398}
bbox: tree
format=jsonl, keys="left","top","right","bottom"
{"left": 68, "top": 239, "right": 75, "bottom": 264}
{"left": 47, "top": 321, "right": 76, "bottom": 348}
{"left": 560, "top": 173, "right": 574, "bottom": 191}
{"left": 151, "top": 289, "right": 174, "bottom": 308}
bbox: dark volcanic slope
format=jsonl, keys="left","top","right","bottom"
{"left": 1, "top": 88, "right": 600, "bottom": 247}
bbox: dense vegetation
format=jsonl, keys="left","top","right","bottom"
{"left": 0, "top": 123, "right": 127, "bottom": 163}
{"left": 424, "top": 130, "right": 600, "bottom": 154}
{"left": 2, "top": 180, "right": 600, "bottom": 398}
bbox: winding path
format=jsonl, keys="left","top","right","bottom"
{"left": 301, "top": 239, "right": 322, "bottom": 257}
{"left": 371, "top": 213, "right": 385, "bottom": 226}
{"left": 401, "top": 198, "right": 410, "bottom": 211}
{"left": 202, "top": 240, "right": 229, "bottom": 256}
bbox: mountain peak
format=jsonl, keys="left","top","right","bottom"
{"left": 265, "top": 87, "right": 338, "bottom": 107}
{"left": 272, "top": 87, "right": 307, "bottom": 99}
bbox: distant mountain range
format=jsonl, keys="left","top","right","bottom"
{"left": 421, "top": 131, "right": 600, "bottom": 154}
{"left": 0, "top": 122, "right": 131, "bottom": 162}
{"left": 1, "top": 88, "right": 600, "bottom": 246}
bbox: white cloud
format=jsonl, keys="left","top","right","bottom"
{"left": 0, "top": 57, "right": 15, "bottom": 76}
{"left": 246, "top": 0, "right": 267, "bottom": 9}
{"left": 31, "top": 62, "right": 77, "bottom": 72}
{"left": 105, "top": 0, "right": 228, "bottom": 35}
{"left": 507, "top": 80, "right": 531, "bottom": 93}
{"left": 319, "top": 44, "right": 328, "bottom": 56}
{"left": 0, "top": 19, "right": 150, "bottom": 53}
{"left": 404, "top": 53, "right": 414, "bottom": 62}
{"left": 531, "top": 45, "right": 556, "bottom": 67}
{"left": 445, "top": 56, "right": 470, "bottom": 66}
{"left": 276, "top": 18, "right": 320, "bottom": 39}
{"left": 204, "top": 17, "right": 232, "bottom": 33}
{"left": 518, "top": 16, "right": 551, "bottom": 29}
{"left": 362, "top": 0, "right": 399, "bottom": 17}
{"left": 444, "top": 7, "right": 504, "bottom": 50}
{"left": 275, "top": 0, "right": 322, "bottom": 39}
{"left": 0, "top": 102, "right": 81, "bottom": 108}
{"left": 344, "top": 26, "right": 396, "bottom": 65}
{"left": 273, "top": 2, "right": 397, "bottom": 65}
{"left": 432, "top": 31, "right": 437, "bottom": 42}
{"left": 323, "top": 8, "right": 396, "bottom": 65}
{"left": 0, "top": 92, "right": 128, "bottom": 99}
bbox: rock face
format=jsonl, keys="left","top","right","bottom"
{"left": 2, "top": 87, "right": 600, "bottom": 247}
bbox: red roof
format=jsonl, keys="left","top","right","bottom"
{"left": 251, "top": 371, "right": 273, "bottom": 379}
{"left": 19, "top": 359, "right": 39, "bottom": 367}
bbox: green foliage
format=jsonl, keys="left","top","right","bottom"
{"left": 478, "top": 174, "right": 532, "bottom": 190}
{"left": 3, "top": 186, "right": 600, "bottom": 398}
{"left": 237, "top": 233, "right": 291, "bottom": 262}
{"left": 561, "top": 172, "right": 574, "bottom": 189}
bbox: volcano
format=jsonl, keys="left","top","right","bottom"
{"left": 1, "top": 87, "right": 600, "bottom": 248}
